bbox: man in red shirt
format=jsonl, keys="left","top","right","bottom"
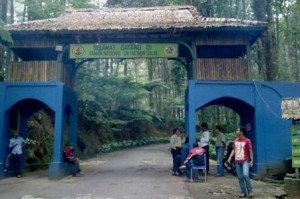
{"left": 228, "top": 127, "right": 253, "bottom": 198}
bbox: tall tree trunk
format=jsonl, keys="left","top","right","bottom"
{"left": 123, "top": 60, "right": 128, "bottom": 76}
{"left": 7, "top": 0, "right": 13, "bottom": 23}
{"left": 265, "top": 0, "right": 278, "bottom": 80}
{"left": 252, "top": 0, "right": 278, "bottom": 80}
{"left": 235, "top": 0, "right": 239, "bottom": 18}
{"left": 229, "top": 0, "right": 233, "bottom": 17}
{"left": 241, "top": 0, "right": 246, "bottom": 19}
{"left": 148, "top": 59, "right": 154, "bottom": 110}
{"left": 0, "top": 0, "right": 8, "bottom": 81}
{"left": 207, "top": 0, "right": 214, "bottom": 17}
{"left": 0, "top": 0, "right": 7, "bottom": 22}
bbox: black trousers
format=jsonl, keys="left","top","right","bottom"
{"left": 5, "top": 153, "right": 23, "bottom": 175}
{"left": 68, "top": 159, "right": 81, "bottom": 176}
{"left": 202, "top": 145, "right": 210, "bottom": 172}
{"left": 171, "top": 147, "right": 181, "bottom": 172}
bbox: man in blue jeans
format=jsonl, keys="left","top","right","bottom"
{"left": 215, "top": 125, "right": 226, "bottom": 177}
{"left": 228, "top": 127, "right": 253, "bottom": 198}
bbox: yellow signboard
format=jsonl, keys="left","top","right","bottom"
{"left": 69, "top": 43, "right": 178, "bottom": 59}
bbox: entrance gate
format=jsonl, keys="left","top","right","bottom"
{"left": 0, "top": 6, "right": 299, "bottom": 179}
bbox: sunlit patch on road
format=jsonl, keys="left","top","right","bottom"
{"left": 21, "top": 195, "right": 45, "bottom": 199}
{"left": 80, "top": 160, "right": 105, "bottom": 166}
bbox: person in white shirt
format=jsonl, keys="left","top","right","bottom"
{"left": 3, "top": 132, "right": 26, "bottom": 177}
{"left": 199, "top": 123, "right": 210, "bottom": 172}
{"left": 170, "top": 128, "right": 182, "bottom": 175}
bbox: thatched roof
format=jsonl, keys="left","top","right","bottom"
{"left": 282, "top": 98, "right": 300, "bottom": 120}
{"left": 7, "top": 6, "right": 267, "bottom": 33}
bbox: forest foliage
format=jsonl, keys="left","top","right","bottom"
{"left": 0, "top": 0, "right": 299, "bottom": 161}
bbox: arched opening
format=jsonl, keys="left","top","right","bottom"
{"left": 3, "top": 97, "right": 77, "bottom": 176}
{"left": 72, "top": 57, "right": 189, "bottom": 153}
{"left": 4, "top": 99, "right": 54, "bottom": 174}
{"left": 195, "top": 96, "right": 257, "bottom": 173}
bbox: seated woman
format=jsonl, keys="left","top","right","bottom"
{"left": 63, "top": 144, "right": 82, "bottom": 177}
{"left": 182, "top": 143, "right": 206, "bottom": 180}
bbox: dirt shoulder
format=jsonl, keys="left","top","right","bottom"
{"left": 186, "top": 161, "right": 288, "bottom": 199}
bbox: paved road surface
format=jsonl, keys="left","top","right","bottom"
{"left": 0, "top": 144, "right": 286, "bottom": 199}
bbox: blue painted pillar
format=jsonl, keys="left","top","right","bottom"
{"left": 184, "top": 90, "right": 189, "bottom": 141}
{"left": 54, "top": 104, "right": 64, "bottom": 161}
{"left": 48, "top": 87, "right": 65, "bottom": 179}
{"left": 254, "top": 82, "right": 267, "bottom": 175}
{"left": 0, "top": 85, "right": 7, "bottom": 178}
{"left": 69, "top": 104, "right": 77, "bottom": 152}
{"left": 187, "top": 81, "right": 196, "bottom": 149}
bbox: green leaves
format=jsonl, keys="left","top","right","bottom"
{"left": 69, "top": 0, "right": 98, "bottom": 8}
{"left": 97, "top": 136, "right": 169, "bottom": 153}
{"left": 0, "top": 19, "right": 12, "bottom": 44}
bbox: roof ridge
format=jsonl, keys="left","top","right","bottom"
{"left": 63, "top": 5, "right": 196, "bottom": 12}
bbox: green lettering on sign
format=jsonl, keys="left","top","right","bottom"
{"left": 69, "top": 43, "right": 178, "bottom": 59}
{"left": 292, "top": 147, "right": 300, "bottom": 157}
{"left": 291, "top": 125, "right": 300, "bottom": 135}
{"left": 292, "top": 135, "right": 300, "bottom": 146}
{"left": 292, "top": 157, "right": 300, "bottom": 168}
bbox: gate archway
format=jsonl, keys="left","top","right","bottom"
{"left": 186, "top": 80, "right": 300, "bottom": 176}
{"left": 2, "top": 6, "right": 300, "bottom": 179}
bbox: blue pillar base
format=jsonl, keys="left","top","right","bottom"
{"left": 0, "top": 163, "right": 4, "bottom": 179}
{"left": 251, "top": 163, "right": 267, "bottom": 179}
{"left": 48, "top": 162, "right": 71, "bottom": 180}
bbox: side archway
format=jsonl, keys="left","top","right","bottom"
{"left": 196, "top": 97, "right": 257, "bottom": 172}
{"left": 186, "top": 80, "right": 300, "bottom": 177}
{"left": 0, "top": 82, "right": 77, "bottom": 179}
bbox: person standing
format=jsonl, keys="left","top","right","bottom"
{"left": 170, "top": 128, "right": 182, "bottom": 175}
{"left": 199, "top": 122, "right": 210, "bottom": 173}
{"left": 173, "top": 136, "right": 189, "bottom": 176}
{"left": 215, "top": 125, "right": 226, "bottom": 177}
{"left": 3, "top": 132, "right": 26, "bottom": 177}
{"left": 228, "top": 127, "right": 254, "bottom": 198}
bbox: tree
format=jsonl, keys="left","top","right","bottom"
{"left": 0, "top": 19, "right": 12, "bottom": 81}
{"left": 252, "top": 0, "right": 279, "bottom": 80}
{"left": 0, "top": 0, "right": 8, "bottom": 22}
{"left": 0, "top": 19, "right": 12, "bottom": 44}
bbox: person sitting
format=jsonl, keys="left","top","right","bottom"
{"left": 63, "top": 144, "right": 82, "bottom": 177}
{"left": 181, "top": 143, "right": 206, "bottom": 180}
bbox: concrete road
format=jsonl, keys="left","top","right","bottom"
{"left": 0, "top": 144, "right": 287, "bottom": 199}
{"left": 0, "top": 144, "right": 193, "bottom": 199}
